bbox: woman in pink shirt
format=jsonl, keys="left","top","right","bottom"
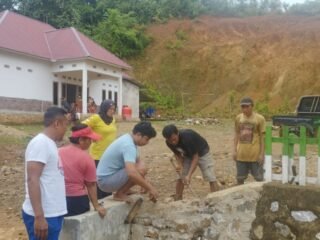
{"left": 59, "top": 124, "right": 106, "bottom": 217}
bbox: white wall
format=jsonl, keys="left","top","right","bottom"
{"left": 122, "top": 81, "right": 139, "bottom": 119}
{"left": 0, "top": 50, "right": 54, "bottom": 101}
{"left": 89, "top": 79, "right": 119, "bottom": 106}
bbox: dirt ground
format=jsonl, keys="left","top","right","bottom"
{"left": 4, "top": 119, "right": 320, "bottom": 240}
{"left": 0, "top": 119, "right": 241, "bottom": 239}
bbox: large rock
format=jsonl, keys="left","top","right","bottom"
{"left": 131, "top": 182, "right": 264, "bottom": 240}
{"left": 251, "top": 183, "right": 320, "bottom": 240}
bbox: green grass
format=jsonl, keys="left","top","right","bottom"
{"left": 0, "top": 135, "right": 30, "bottom": 145}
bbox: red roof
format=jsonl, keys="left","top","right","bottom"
{"left": 0, "top": 10, "right": 131, "bottom": 69}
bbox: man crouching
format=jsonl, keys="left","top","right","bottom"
{"left": 97, "top": 122, "right": 158, "bottom": 203}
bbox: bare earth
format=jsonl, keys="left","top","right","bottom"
{"left": 0, "top": 119, "right": 252, "bottom": 239}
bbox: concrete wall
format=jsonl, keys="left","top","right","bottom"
{"left": 0, "top": 50, "right": 54, "bottom": 102}
{"left": 122, "top": 81, "right": 139, "bottom": 119}
{"left": 60, "top": 196, "right": 143, "bottom": 240}
{"left": 251, "top": 182, "right": 320, "bottom": 240}
{"left": 59, "top": 182, "right": 320, "bottom": 240}
{"left": 88, "top": 79, "right": 119, "bottom": 106}
{"left": 0, "top": 51, "right": 136, "bottom": 114}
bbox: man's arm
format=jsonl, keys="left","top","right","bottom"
{"left": 258, "top": 118, "right": 266, "bottom": 165}
{"left": 233, "top": 131, "right": 240, "bottom": 160}
{"left": 258, "top": 133, "right": 265, "bottom": 165}
{"left": 27, "top": 161, "right": 48, "bottom": 240}
{"left": 125, "top": 163, "right": 158, "bottom": 200}
{"left": 184, "top": 153, "right": 199, "bottom": 185}
{"left": 85, "top": 182, "right": 106, "bottom": 218}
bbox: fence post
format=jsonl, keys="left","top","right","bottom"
{"left": 299, "top": 126, "right": 307, "bottom": 185}
{"left": 288, "top": 134, "right": 295, "bottom": 182}
{"left": 282, "top": 126, "right": 289, "bottom": 183}
{"left": 318, "top": 127, "right": 320, "bottom": 184}
{"left": 264, "top": 126, "right": 273, "bottom": 182}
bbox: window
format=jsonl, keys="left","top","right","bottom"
{"left": 102, "top": 90, "right": 106, "bottom": 101}
{"left": 108, "top": 90, "right": 112, "bottom": 100}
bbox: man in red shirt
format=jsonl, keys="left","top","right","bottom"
{"left": 59, "top": 124, "right": 106, "bottom": 217}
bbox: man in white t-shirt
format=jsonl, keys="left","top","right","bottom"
{"left": 22, "top": 107, "right": 68, "bottom": 240}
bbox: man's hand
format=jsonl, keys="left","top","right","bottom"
{"left": 95, "top": 206, "right": 106, "bottom": 218}
{"left": 148, "top": 187, "right": 159, "bottom": 203}
{"left": 183, "top": 175, "right": 191, "bottom": 185}
{"left": 232, "top": 151, "right": 237, "bottom": 162}
{"left": 258, "top": 154, "right": 265, "bottom": 165}
{"left": 175, "top": 164, "right": 182, "bottom": 174}
{"left": 34, "top": 215, "right": 48, "bottom": 240}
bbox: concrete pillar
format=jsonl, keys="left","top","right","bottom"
{"left": 58, "top": 81, "right": 62, "bottom": 107}
{"left": 82, "top": 66, "right": 88, "bottom": 114}
{"left": 118, "top": 75, "right": 123, "bottom": 116}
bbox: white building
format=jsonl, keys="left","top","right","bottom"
{"left": 0, "top": 10, "right": 140, "bottom": 118}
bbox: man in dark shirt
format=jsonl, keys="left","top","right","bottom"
{"left": 162, "top": 124, "right": 218, "bottom": 200}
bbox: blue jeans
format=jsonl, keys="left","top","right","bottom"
{"left": 22, "top": 210, "right": 64, "bottom": 240}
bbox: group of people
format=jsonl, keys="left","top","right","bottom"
{"left": 21, "top": 96, "right": 265, "bottom": 240}
{"left": 61, "top": 96, "right": 98, "bottom": 123}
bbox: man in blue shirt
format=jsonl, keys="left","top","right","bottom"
{"left": 97, "top": 122, "right": 158, "bottom": 202}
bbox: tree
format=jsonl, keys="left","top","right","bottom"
{"left": 93, "top": 9, "right": 150, "bottom": 58}
{"left": 1, "top": 0, "right": 18, "bottom": 11}
{"left": 17, "top": 0, "right": 81, "bottom": 28}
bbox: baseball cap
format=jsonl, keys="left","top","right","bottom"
{"left": 240, "top": 97, "right": 254, "bottom": 106}
{"left": 71, "top": 126, "right": 101, "bottom": 141}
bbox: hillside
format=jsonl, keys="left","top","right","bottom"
{"left": 129, "top": 15, "right": 320, "bottom": 115}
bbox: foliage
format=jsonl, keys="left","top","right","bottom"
{"left": 255, "top": 101, "right": 270, "bottom": 117}
{"left": 18, "top": 0, "right": 82, "bottom": 28}
{"left": 288, "top": 0, "right": 320, "bottom": 15}
{"left": 141, "top": 85, "right": 177, "bottom": 110}
{"left": 1, "top": 0, "right": 18, "bottom": 11}
{"left": 7, "top": 0, "right": 317, "bottom": 60}
{"left": 93, "top": 9, "right": 150, "bottom": 58}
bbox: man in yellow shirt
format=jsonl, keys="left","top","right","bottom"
{"left": 233, "top": 97, "right": 265, "bottom": 184}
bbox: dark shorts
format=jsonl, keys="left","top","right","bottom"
{"left": 236, "top": 161, "right": 264, "bottom": 182}
{"left": 22, "top": 210, "right": 64, "bottom": 240}
{"left": 65, "top": 195, "right": 90, "bottom": 217}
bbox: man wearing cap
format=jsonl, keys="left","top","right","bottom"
{"left": 233, "top": 97, "right": 266, "bottom": 184}
{"left": 59, "top": 124, "right": 106, "bottom": 217}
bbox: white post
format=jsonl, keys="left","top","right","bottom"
{"left": 264, "top": 155, "right": 272, "bottom": 182}
{"left": 299, "top": 156, "right": 306, "bottom": 186}
{"left": 288, "top": 156, "right": 293, "bottom": 182}
{"left": 282, "top": 155, "right": 289, "bottom": 183}
{"left": 82, "top": 66, "right": 88, "bottom": 114}
{"left": 58, "top": 81, "right": 62, "bottom": 107}
{"left": 118, "top": 75, "right": 123, "bottom": 116}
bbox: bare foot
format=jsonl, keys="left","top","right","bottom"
{"left": 113, "top": 193, "right": 133, "bottom": 204}
{"left": 170, "top": 193, "right": 182, "bottom": 201}
{"left": 126, "top": 189, "right": 138, "bottom": 195}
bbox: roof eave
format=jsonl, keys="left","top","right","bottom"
{"left": 0, "top": 47, "right": 51, "bottom": 61}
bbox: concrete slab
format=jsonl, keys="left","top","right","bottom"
{"left": 60, "top": 195, "right": 143, "bottom": 240}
